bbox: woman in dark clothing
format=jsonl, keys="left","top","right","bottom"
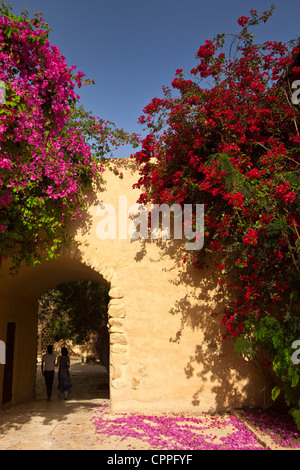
{"left": 56, "top": 347, "right": 73, "bottom": 400}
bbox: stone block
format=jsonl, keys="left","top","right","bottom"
{"left": 110, "top": 333, "right": 128, "bottom": 345}
{"left": 109, "top": 287, "right": 124, "bottom": 299}
{"left": 110, "top": 343, "right": 127, "bottom": 355}
{"left": 108, "top": 303, "right": 126, "bottom": 318}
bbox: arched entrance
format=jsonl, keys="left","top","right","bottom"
{"left": 0, "top": 246, "right": 128, "bottom": 408}
{"left": 0, "top": 159, "right": 267, "bottom": 414}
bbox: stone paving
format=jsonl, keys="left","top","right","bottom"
{"left": 0, "top": 360, "right": 113, "bottom": 450}
{"left": 0, "top": 360, "right": 294, "bottom": 451}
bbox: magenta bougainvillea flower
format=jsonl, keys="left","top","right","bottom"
{"left": 0, "top": 4, "right": 139, "bottom": 269}
{"left": 92, "top": 403, "right": 300, "bottom": 450}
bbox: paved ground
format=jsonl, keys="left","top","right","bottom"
{"left": 0, "top": 360, "right": 296, "bottom": 451}
{"left": 0, "top": 360, "right": 114, "bottom": 450}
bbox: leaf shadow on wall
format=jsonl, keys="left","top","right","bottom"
{"left": 133, "top": 236, "right": 269, "bottom": 412}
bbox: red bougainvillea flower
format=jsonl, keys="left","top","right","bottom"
{"left": 237, "top": 16, "right": 250, "bottom": 27}
{"left": 132, "top": 7, "right": 300, "bottom": 428}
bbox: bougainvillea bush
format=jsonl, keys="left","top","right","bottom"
{"left": 132, "top": 8, "right": 300, "bottom": 427}
{"left": 0, "top": 2, "right": 139, "bottom": 270}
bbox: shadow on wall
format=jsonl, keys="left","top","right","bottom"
{"left": 170, "top": 261, "right": 241, "bottom": 411}
{"left": 133, "top": 236, "right": 273, "bottom": 411}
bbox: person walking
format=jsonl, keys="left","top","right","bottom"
{"left": 41, "top": 345, "right": 56, "bottom": 401}
{"left": 56, "top": 346, "right": 73, "bottom": 400}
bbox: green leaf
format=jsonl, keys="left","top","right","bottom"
{"left": 271, "top": 386, "right": 281, "bottom": 401}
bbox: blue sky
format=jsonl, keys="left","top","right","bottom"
{"left": 5, "top": 0, "right": 300, "bottom": 157}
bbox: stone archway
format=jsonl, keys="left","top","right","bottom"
{"left": 0, "top": 242, "right": 129, "bottom": 408}
{"left": 0, "top": 159, "right": 268, "bottom": 414}
{"left": 64, "top": 246, "right": 129, "bottom": 397}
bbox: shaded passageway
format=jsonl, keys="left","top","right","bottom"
{"left": 0, "top": 256, "right": 115, "bottom": 407}
{"left": 0, "top": 360, "right": 111, "bottom": 450}
{"left": 36, "top": 358, "right": 109, "bottom": 402}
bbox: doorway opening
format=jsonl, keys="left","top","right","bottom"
{"left": 36, "top": 280, "right": 110, "bottom": 401}
{"left": 2, "top": 322, "right": 16, "bottom": 405}
{"left": 0, "top": 255, "right": 127, "bottom": 407}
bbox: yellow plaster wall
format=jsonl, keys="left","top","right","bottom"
{"left": 0, "top": 158, "right": 267, "bottom": 412}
